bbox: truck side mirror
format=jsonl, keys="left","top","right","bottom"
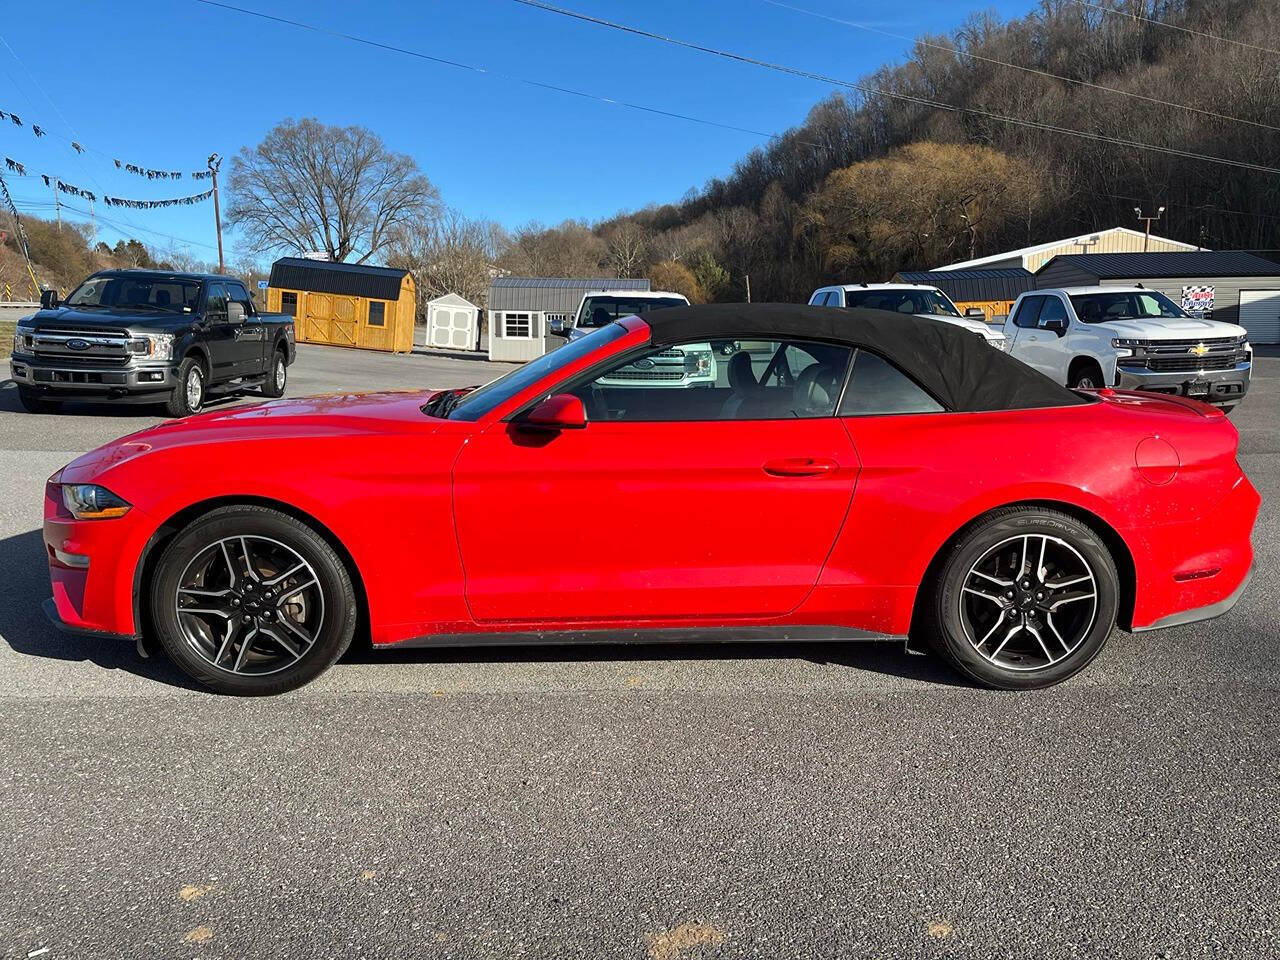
{"left": 227, "top": 301, "right": 246, "bottom": 324}
{"left": 1041, "top": 316, "right": 1068, "bottom": 336}
{"left": 548, "top": 317, "right": 569, "bottom": 336}
{"left": 964, "top": 307, "right": 986, "bottom": 319}
{"left": 40, "top": 289, "right": 59, "bottom": 310}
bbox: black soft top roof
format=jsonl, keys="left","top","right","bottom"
{"left": 641, "top": 303, "right": 1084, "bottom": 413}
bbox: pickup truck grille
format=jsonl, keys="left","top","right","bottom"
{"left": 31, "top": 326, "right": 133, "bottom": 367}
{"left": 1118, "top": 336, "right": 1246, "bottom": 373}
{"left": 604, "top": 348, "right": 688, "bottom": 382}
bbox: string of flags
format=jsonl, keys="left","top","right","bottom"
{"left": 0, "top": 106, "right": 208, "bottom": 179}
{"left": 33, "top": 172, "right": 212, "bottom": 208}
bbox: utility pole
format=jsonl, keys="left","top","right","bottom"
{"left": 1133, "top": 206, "right": 1165, "bottom": 252}
{"left": 208, "top": 152, "right": 224, "bottom": 274}
{"left": 744, "top": 273, "right": 751, "bottom": 303}
{"left": 51, "top": 178, "right": 60, "bottom": 232}
{"left": 89, "top": 198, "right": 96, "bottom": 249}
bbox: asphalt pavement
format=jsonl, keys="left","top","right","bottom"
{"left": 1, "top": 343, "right": 1277, "bottom": 959}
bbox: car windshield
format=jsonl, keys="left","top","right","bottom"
{"left": 64, "top": 274, "right": 202, "bottom": 313}
{"left": 576, "top": 296, "right": 687, "bottom": 327}
{"left": 439, "top": 322, "right": 628, "bottom": 421}
{"left": 1069, "top": 291, "right": 1189, "bottom": 323}
{"left": 843, "top": 289, "right": 960, "bottom": 318}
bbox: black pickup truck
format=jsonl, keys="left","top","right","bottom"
{"left": 9, "top": 270, "right": 295, "bottom": 417}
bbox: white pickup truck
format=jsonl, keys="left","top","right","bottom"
{"left": 808, "top": 282, "right": 1009, "bottom": 351}
{"left": 1002, "top": 286, "right": 1251, "bottom": 411}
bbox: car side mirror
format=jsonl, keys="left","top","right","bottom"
{"left": 548, "top": 317, "right": 569, "bottom": 336}
{"left": 40, "top": 289, "right": 59, "bottom": 309}
{"left": 964, "top": 307, "right": 986, "bottom": 319}
{"left": 1041, "top": 316, "right": 1068, "bottom": 336}
{"left": 523, "top": 394, "right": 586, "bottom": 430}
{"left": 227, "top": 301, "right": 246, "bottom": 324}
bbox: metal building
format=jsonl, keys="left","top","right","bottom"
{"left": 1035, "top": 251, "right": 1280, "bottom": 343}
{"left": 894, "top": 268, "right": 1036, "bottom": 321}
{"left": 486, "top": 276, "right": 649, "bottom": 362}
{"left": 266, "top": 258, "right": 416, "bottom": 353}
{"left": 934, "top": 227, "right": 1200, "bottom": 273}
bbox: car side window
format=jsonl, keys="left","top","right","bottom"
{"left": 567, "top": 338, "right": 852, "bottom": 422}
{"left": 808, "top": 291, "right": 825, "bottom": 306}
{"left": 225, "top": 281, "right": 254, "bottom": 316}
{"left": 838, "top": 349, "right": 944, "bottom": 417}
{"left": 827, "top": 290, "right": 842, "bottom": 307}
{"left": 206, "top": 283, "right": 228, "bottom": 322}
{"left": 1038, "top": 296, "right": 1068, "bottom": 327}
{"left": 1012, "top": 296, "right": 1045, "bottom": 329}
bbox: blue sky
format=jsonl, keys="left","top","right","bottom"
{"left": 0, "top": 0, "right": 1035, "bottom": 264}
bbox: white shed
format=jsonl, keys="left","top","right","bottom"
{"left": 425, "top": 293, "right": 480, "bottom": 352}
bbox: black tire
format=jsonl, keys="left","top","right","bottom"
{"left": 1068, "top": 361, "right": 1106, "bottom": 390}
{"left": 148, "top": 505, "right": 357, "bottom": 695}
{"left": 260, "top": 348, "right": 287, "bottom": 398}
{"left": 17, "top": 387, "right": 61, "bottom": 414}
{"left": 923, "top": 506, "right": 1119, "bottom": 690}
{"left": 1220, "top": 404, "right": 1236, "bottom": 415}
{"left": 165, "top": 356, "right": 206, "bottom": 418}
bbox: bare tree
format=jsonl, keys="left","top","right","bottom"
{"left": 604, "top": 220, "right": 650, "bottom": 278}
{"left": 388, "top": 208, "right": 506, "bottom": 311}
{"left": 227, "top": 118, "right": 440, "bottom": 264}
{"left": 501, "top": 220, "right": 606, "bottom": 277}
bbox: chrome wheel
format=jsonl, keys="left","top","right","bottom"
{"left": 174, "top": 535, "right": 324, "bottom": 676}
{"left": 274, "top": 356, "right": 286, "bottom": 391}
{"left": 185, "top": 367, "right": 204, "bottom": 409}
{"left": 958, "top": 534, "right": 1098, "bottom": 672}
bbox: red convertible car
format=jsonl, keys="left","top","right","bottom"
{"left": 43, "top": 304, "right": 1258, "bottom": 695}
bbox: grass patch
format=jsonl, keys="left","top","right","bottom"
{"left": 0, "top": 320, "right": 15, "bottom": 360}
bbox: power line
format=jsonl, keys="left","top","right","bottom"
{"left": 764, "top": 0, "right": 1280, "bottom": 135}
{"left": 190, "top": 0, "right": 819, "bottom": 148}
{"left": 1069, "top": 0, "right": 1280, "bottom": 58}
{"left": 509, "top": 0, "right": 1280, "bottom": 178}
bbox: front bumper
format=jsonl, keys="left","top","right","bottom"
{"left": 1115, "top": 359, "right": 1250, "bottom": 407}
{"left": 11, "top": 354, "right": 176, "bottom": 398}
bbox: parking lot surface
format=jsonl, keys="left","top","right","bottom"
{"left": 1, "top": 344, "right": 1277, "bottom": 958}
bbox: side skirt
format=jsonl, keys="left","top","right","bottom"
{"left": 388, "top": 625, "right": 907, "bottom": 649}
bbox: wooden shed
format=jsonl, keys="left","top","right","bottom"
{"left": 266, "top": 257, "right": 416, "bottom": 353}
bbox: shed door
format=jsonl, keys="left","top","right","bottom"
{"left": 429, "top": 305, "right": 475, "bottom": 350}
{"left": 300, "top": 293, "right": 331, "bottom": 344}
{"left": 1240, "top": 289, "right": 1280, "bottom": 344}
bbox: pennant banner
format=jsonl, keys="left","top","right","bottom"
{"left": 103, "top": 188, "right": 213, "bottom": 209}
{"left": 1, "top": 104, "right": 206, "bottom": 178}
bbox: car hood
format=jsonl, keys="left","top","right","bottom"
{"left": 926, "top": 314, "right": 1005, "bottom": 339}
{"left": 1095, "top": 317, "right": 1248, "bottom": 340}
{"left": 59, "top": 390, "right": 445, "bottom": 481}
{"left": 27, "top": 305, "right": 190, "bottom": 331}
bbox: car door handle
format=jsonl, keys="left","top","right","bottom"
{"left": 763, "top": 457, "right": 838, "bottom": 477}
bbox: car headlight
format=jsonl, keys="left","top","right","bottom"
{"left": 684, "top": 350, "right": 714, "bottom": 376}
{"left": 127, "top": 333, "right": 175, "bottom": 361}
{"left": 1112, "top": 338, "right": 1147, "bottom": 349}
{"left": 14, "top": 324, "right": 34, "bottom": 355}
{"left": 61, "top": 484, "right": 132, "bottom": 520}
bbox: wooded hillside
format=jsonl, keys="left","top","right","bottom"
{"left": 508, "top": 0, "right": 1280, "bottom": 302}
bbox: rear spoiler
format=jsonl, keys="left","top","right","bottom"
{"left": 1088, "top": 387, "right": 1226, "bottom": 419}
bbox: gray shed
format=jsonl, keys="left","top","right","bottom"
{"left": 1036, "top": 252, "right": 1280, "bottom": 343}
{"left": 486, "top": 277, "right": 650, "bottom": 362}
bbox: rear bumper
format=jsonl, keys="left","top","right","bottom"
{"left": 11, "top": 354, "right": 175, "bottom": 398}
{"left": 1115, "top": 360, "right": 1250, "bottom": 406}
{"left": 1128, "top": 474, "right": 1260, "bottom": 631}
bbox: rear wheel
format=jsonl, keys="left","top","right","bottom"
{"left": 260, "top": 349, "right": 287, "bottom": 398}
{"left": 149, "top": 505, "right": 356, "bottom": 695}
{"left": 165, "top": 356, "right": 205, "bottom": 418}
{"left": 924, "top": 507, "right": 1119, "bottom": 689}
{"left": 17, "top": 387, "right": 61, "bottom": 414}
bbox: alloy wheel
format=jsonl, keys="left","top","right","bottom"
{"left": 186, "top": 367, "right": 204, "bottom": 409}
{"left": 958, "top": 533, "right": 1098, "bottom": 672}
{"left": 275, "top": 357, "right": 286, "bottom": 391}
{"left": 174, "top": 535, "right": 325, "bottom": 676}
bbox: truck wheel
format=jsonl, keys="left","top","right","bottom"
{"left": 1068, "top": 361, "right": 1105, "bottom": 390}
{"left": 166, "top": 357, "right": 206, "bottom": 418}
{"left": 17, "top": 387, "right": 61, "bottom": 414}
{"left": 260, "top": 349, "right": 287, "bottom": 398}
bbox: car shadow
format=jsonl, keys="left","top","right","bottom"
{"left": 0, "top": 529, "right": 203, "bottom": 690}
{"left": 343, "top": 635, "right": 972, "bottom": 687}
{"left": 0, "top": 380, "right": 246, "bottom": 417}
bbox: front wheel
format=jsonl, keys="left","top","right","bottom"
{"left": 17, "top": 387, "right": 61, "bottom": 414}
{"left": 924, "top": 507, "right": 1119, "bottom": 689}
{"left": 166, "top": 357, "right": 206, "bottom": 418}
{"left": 149, "top": 505, "right": 357, "bottom": 695}
{"left": 1068, "top": 362, "right": 1105, "bottom": 390}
